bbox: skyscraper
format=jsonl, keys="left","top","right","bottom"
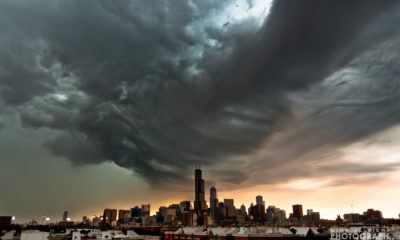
{"left": 266, "top": 206, "right": 276, "bottom": 224}
{"left": 224, "top": 199, "right": 234, "bottom": 207}
{"left": 292, "top": 204, "right": 303, "bottom": 219}
{"left": 62, "top": 211, "right": 68, "bottom": 222}
{"left": 224, "top": 199, "right": 236, "bottom": 219}
{"left": 141, "top": 204, "right": 150, "bottom": 217}
{"left": 103, "top": 209, "right": 117, "bottom": 224}
{"left": 118, "top": 209, "right": 130, "bottom": 224}
{"left": 194, "top": 168, "right": 207, "bottom": 212}
{"left": 254, "top": 204, "right": 266, "bottom": 223}
{"left": 277, "top": 209, "right": 287, "bottom": 224}
{"left": 307, "top": 209, "right": 313, "bottom": 216}
{"left": 256, "top": 195, "right": 265, "bottom": 206}
{"left": 130, "top": 206, "right": 141, "bottom": 218}
{"left": 210, "top": 186, "right": 218, "bottom": 220}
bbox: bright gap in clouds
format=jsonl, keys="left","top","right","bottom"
{"left": 213, "top": 0, "right": 272, "bottom": 27}
{"left": 340, "top": 125, "right": 400, "bottom": 165}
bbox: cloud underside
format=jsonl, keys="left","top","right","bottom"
{"left": 1, "top": 0, "right": 400, "bottom": 188}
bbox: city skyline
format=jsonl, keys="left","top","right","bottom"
{"left": 8, "top": 167, "right": 397, "bottom": 223}
{"left": 1, "top": 0, "right": 400, "bottom": 224}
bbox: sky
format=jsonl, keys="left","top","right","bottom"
{"left": 1, "top": 0, "right": 400, "bottom": 223}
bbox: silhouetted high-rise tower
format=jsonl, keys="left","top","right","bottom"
{"left": 210, "top": 186, "right": 218, "bottom": 220}
{"left": 62, "top": 211, "right": 68, "bottom": 222}
{"left": 292, "top": 204, "right": 303, "bottom": 219}
{"left": 194, "top": 168, "right": 207, "bottom": 212}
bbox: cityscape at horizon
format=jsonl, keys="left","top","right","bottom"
{"left": 8, "top": 168, "right": 398, "bottom": 224}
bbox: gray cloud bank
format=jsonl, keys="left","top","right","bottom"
{"left": 1, "top": 0, "right": 400, "bottom": 188}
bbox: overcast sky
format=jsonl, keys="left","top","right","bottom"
{"left": 1, "top": 0, "right": 400, "bottom": 223}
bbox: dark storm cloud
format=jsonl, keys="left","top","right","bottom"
{"left": 243, "top": 37, "right": 400, "bottom": 186}
{"left": 1, "top": 0, "right": 400, "bottom": 187}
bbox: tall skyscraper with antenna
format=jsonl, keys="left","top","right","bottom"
{"left": 194, "top": 167, "right": 207, "bottom": 213}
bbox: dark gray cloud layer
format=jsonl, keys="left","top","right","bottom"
{"left": 1, "top": 0, "right": 400, "bottom": 188}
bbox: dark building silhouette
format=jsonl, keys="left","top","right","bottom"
{"left": 266, "top": 206, "right": 277, "bottom": 224}
{"left": 210, "top": 186, "right": 218, "bottom": 221}
{"left": 362, "top": 209, "right": 383, "bottom": 224}
{"left": 224, "top": 198, "right": 236, "bottom": 223}
{"left": 62, "top": 211, "right": 68, "bottom": 222}
{"left": 103, "top": 208, "right": 117, "bottom": 224}
{"left": 156, "top": 206, "right": 167, "bottom": 223}
{"left": 118, "top": 209, "right": 130, "bottom": 224}
{"left": 239, "top": 204, "right": 247, "bottom": 216}
{"left": 194, "top": 168, "right": 207, "bottom": 213}
{"left": 256, "top": 195, "right": 265, "bottom": 206}
{"left": 344, "top": 213, "right": 362, "bottom": 223}
{"left": 141, "top": 204, "right": 150, "bottom": 217}
{"left": 292, "top": 204, "right": 303, "bottom": 219}
{"left": 304, "top": 209, "right": 320, "bottom": 225}
{"left": 254, "top": 204, "right": 266, "bottom": 223}
{"left": 130, "top": 206, "right": 141, "bottom": 218}
{"left": 0, "top": 216, "right": 12, "bottom": 227}
{"left": 249, "top": 203, "right": 255, "bottom": 217}
{"left": 217, "top": 202, "right": 225, "bottom": 223}
{"left": 180, "top": 201, "right": 191, "bottom": 212}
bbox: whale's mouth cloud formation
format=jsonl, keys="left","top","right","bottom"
{"left": 1, "top": 0, "right": 400, "bottom": 191}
